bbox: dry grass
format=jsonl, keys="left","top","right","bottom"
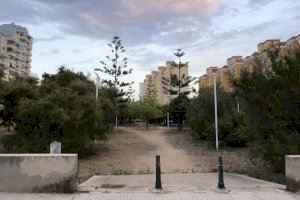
{"left": 79, "top": 126, "right": 282, "bottom": 184}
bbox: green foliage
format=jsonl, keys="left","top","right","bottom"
{"left": 187, "top": 87, "right": 214, "bottom": 139}
{"left": 126, "top": 96, "right": 163, "bottom": 129}
{"left": 99, "top": 36, "right": 133, "bottom": 118}
{"left": 161, "top": 49, "right": 196, "bottom": 132}
{"left": 231, "top": 49, "right": 300, "bottom": 171}
{"left": 187, "top": 85, "right": 250, "bottom": 146}
{"left": 219, "top": 111, "right": 251, "bottom": 147}
{"left": 139, "top": 96, "right": 163, "bottom": 122}
{"left": 0, "top": 76, "right": 38, "bottom": 128}
{"left": 126, "top": 101, "right": 141, "bottom": 120}
{"left": 146, "top": 76, "right": 157, "bottom": 98}
{"left": 1, "top": 67, "right": 107, "bottom": 157}
{"left": 161, "top": 49, "right": 196, "bottom": 97}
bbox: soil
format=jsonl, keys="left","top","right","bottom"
{"left": 78, "top": 125, "right": 263, "bottom": 183}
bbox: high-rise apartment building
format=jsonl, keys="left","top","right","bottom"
{"left": 143, "top": 61, "right": 189, "bottom": 105}
{"left": 139, "top": 82, "right": 144, "bottom": 99}
{"left": 198, "top": 34, "right": 300, "bottom": 91}
{"left": 0, "top": 23, "right": 33, "bottom": 81}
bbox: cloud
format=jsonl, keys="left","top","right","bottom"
{"left": 0, "top": 0, "right": 229, "bottom": 47}
{"left": 40, "top": 49, "right": 60, "bottom": 56}
{"left": 248, "top": 0, "right": 275, "bottom": 7}
{"left": 34, "top": 35, "right": 65, "bottom": 42}
{"left": 208, "top": 20, "right": 277, "bottom": 44}
{"left": 72, "top": 49, "right": 82, "bottom": 53}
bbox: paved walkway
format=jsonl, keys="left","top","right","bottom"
{"left": 1, "top": 173, "right": 299, "bottom": 199}
{"left": 0, "top": 190, "right": 299, "bottom": 200}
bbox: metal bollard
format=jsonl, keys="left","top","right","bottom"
{"left": 217, "top": 156, "right": 225, "bottom": 189}
{"left": 155, "top": 155, "right": 162, "bottom": 189}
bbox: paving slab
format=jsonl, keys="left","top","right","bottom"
{"left": 1, "top": 190, "right": 299, "bottom": 200}
{"left": 78, "top": 172, "right": 285, "bottom": 192}
{"left": 1, "top": 173, "right": 300, "bottom": 199}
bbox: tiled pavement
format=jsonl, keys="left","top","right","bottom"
{"left": 1, "top": 189, "right": 299, "bottom": 200}
{"left": 1, "top": 173, "right": 300, "bottom": 199}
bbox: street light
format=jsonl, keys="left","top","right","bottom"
{"left": 213, "top": 73, "right": 219, "bottom": 151}
{"left": 94, "top": 68, "right": 101, "bottom": 101}
{"left": 213, "top": 73, "right": 225, "bottom": 189}
{"left": 94, "top": 68, "right": 101, "bottom": 143}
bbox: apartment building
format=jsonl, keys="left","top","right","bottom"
{"left": 199, "top": 34, "right": 300, "bottom": 91}
{"left": 139, "top": 82, "right": 144, "bottom": 99}
{"left": 142, "top": 61, "right": 189, "bottom": 105}
{"left": 0, "top": 23, "right": 33, "bottom": 81}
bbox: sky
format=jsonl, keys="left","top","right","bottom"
{"left": 0, "top": 0, "right": 300, "bottom": 99}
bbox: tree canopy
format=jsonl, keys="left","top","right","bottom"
{"left": 1, "top": 67, "right": 107, "bottom": 157}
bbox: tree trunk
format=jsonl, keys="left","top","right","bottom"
{"left": 146, "top": 120, "right": 149, "bottom": 130}
{"left": 177, "top": 113, "right": 183, "bottom": 133}
{"left": 115, "top": 115, "right": 118, "bottom": 133}
{"left": 177, "top": 113, "right": 180, "bottom": 132}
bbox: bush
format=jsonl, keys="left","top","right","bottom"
{"left": 0, "top": 67, "right": 108, "bottom": 157}
{"left": 231, "top": 49, "right": 300, "bottom": 171}
{"left": 190, "top": 118, "right": 213, "bottom": 139}
{"left": 219, "top": 111, "right": 251, "bottom": 147}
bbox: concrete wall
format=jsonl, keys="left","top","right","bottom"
{"left": 0, "top": 154, "right": 78, "bottom": 193}
{"left": 286, "top": 155, "right": 300, "bottom": 192}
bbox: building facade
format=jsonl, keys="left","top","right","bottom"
{"left": 199, "top": 34, "right": 300, "bottom": 91}
{"left": 139, "top": 82, "right": 145, "bottom": 99}
{"left": 143, "top": 61, "right": 189, "bottom": 105}
{"left": 0, "top": 23, "right": 33, "bottom": 81}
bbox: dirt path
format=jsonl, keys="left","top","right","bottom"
{"left": 127, "top": 126, "right": 197, "bottom": 171}
{"left": 78, "top": 125, "right": 260, "bottom": 183}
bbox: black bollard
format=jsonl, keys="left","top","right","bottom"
{"left": 155, "top": 155, "right": 162, "bottom": 189}
{"left": 217, "top": 156, "right": 225, "bottom": 189}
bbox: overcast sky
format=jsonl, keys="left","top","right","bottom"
{"left": 0, "top": 0, "right": 299, "bottom": 98}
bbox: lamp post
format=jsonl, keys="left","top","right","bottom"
{"left": 213, "top": 73, "right": 225, "bottom": 189}
{"left": 94, "top": 68, "right": 101, "bottom": 101}
{"left": 214, "top": 73, "right": 219, "bottom": 151}
{"left": 94, "top": 68, "right": 101, "bottom": 143}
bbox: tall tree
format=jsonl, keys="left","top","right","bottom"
{"left": 161, "top": 49, "right": 196, "bottom": 132}
{"left": 146, "top": 76, "right": 157, "bottom": 98}
{"left": 99, "top": 36, "right": 133, "bottom": 132}
{"left": 231, "top": 49, "right": 300, "bottom": 171}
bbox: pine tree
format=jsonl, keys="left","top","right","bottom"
{"left": 99, "top": 36, "right": 133, "bottom": 132}
{"left": 146, "top": 76, "right": 157, "bottom": 98}
{"left": 161, "top": 49, "right": 196, "bottom": 132}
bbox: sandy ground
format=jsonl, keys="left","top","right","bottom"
{"left": 78, "top": 125, "right": 260, "bottom": 183}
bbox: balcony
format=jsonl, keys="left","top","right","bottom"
{"left": 7, "top": 51, "right": 17, "bottom": 59}
{"left": 7, "top": 42, "right": 17, "bottom": 52}
{"left": 19, "top": 32, "right": 28, "bottom": 42}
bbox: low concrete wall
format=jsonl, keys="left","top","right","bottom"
{"left": 0, "top": 154, "right": 78, "bottom": 193}
{"left": 286, "top": 155, "right": 300, "bottom": 192}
